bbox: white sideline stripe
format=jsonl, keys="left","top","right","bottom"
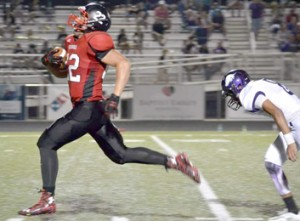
{"left": 6, "top": 218, "right": 24, "bottom": 221}
{"left": 151, "top": 135, "right": 233, "bottom": 221}
{"left": 172, "top": 139, "right": 231, "bottom": 143}
{"left": 111, "top": 216, "right": 130, "bottom": 221}
{"left": 195, "top": 218, "right": 264, "bottom": 221}
{"left": 89, "top": 139, "right": 145, "bottom": 143}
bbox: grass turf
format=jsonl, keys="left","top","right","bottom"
{"left": 1, "top": 131, "right": 300, "bottom": 221}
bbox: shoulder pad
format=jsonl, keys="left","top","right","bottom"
{"left": 88, "top": 32, "right": 114, "bottom": 51}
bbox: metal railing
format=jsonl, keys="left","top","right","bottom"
{"left": 0, "top": 52, "right": 299, "bottom": 85}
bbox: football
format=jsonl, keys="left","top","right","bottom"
{"left": 43, "top": 46, "right": 68, "bottom": 78}
{"left": 53, "top": 46, "right": 68, "bottom": 69}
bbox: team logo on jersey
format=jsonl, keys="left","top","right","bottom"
{"left": 162, "top": 86, "right": 175, "bottom": 96}
{"left": 68, "top": 45, "right": 77, "bottom": 50}
{"left": 51, "top": 93, "right": 69, "bottom": 111}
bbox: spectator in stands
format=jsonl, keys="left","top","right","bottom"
{"left": 277, "top": 23, "right": 292, "bottom": 48}
{"left": 269, "top": 14, "right": 282, "bottom": 38}
{"left": 270, "top": 0, "right": 280, "bottom": 18}
{"left": 211, "top": 7, "right": 226, "bottom": 37}
{"left": 185, "top": 9, "right": 199, "bottom": 29}
{"left": 152, "top": 18, "right": 167, "bottom": 46}
{"left": 213, "top": 41, "right": 227, "bottom": 54}
{"left": 154, "top": 0, "right": 171, "bottom": 30}
{"left": 210, "top": 1, "right": 222, "bottom": 16}
{"left": 228, "top": 0, "right": 243, "bottom": 17}
{"left": 199, "top": 44, "right": 209, "bottom": 54}
{"left": 27, "top": 43, "right": 38, "bottom": 54}
{"left": 117, "top": 28, "right": 130, "bottom": 53}
{"left": 127, "top": 4, "right": 140, "bottom": 21}
{"left": 249, "top": 0, "right": 265, "bottom": 40}
{"left": 286, "top": 12, "right": 298, "bottom": 32}
{"left": 181, "top": 35, "right": 198, "bottom": 54}
{"left": 132, "top": 26, "right": 144, "bottom": 54}
{"left": 3, "top": 3, "right": 15, "bottom": 25}
{"left": 286, "top": 8, "right": 299, "bottom": 24}
{"left": 145, "top": 0, "right": 159, "bottom": 10}
{"left": 13, "top": 43, "right": 24, "bottom": 54}
{"left": 200, "top": 0, "right": 212, "bottom": 13}
{"left": 193, "top": 17, "right": 210, "bottom": 46}
{"left": 181, "top": 36, "right": 199, "bottom": 81}
{"left": 287, "top": 15, "right": 298, "bottom": 35}
{"left": 135, "top": 2, "right": 149, "bottom": 29}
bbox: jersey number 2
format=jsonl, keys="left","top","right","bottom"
{"left": 68, "top": 54, "right": 80, "bottom": 82}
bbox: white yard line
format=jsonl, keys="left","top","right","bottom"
{"left": 111, "top": 216, "right": 130, "bottom": 221}
{"left": 5, "top": 218, "right": 24, "bottom": 221}
{"left": 151, "top": 135, "right": 233, "bottom": 221}
{"left": 195, "top": 218, "right": 264, "bottom": 221}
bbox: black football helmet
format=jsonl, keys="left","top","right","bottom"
{"left": 68, "top": 2, "right": 111, "bottom": 32}
{"left": 221, "top": 69, "right": 251, "bottom": 110}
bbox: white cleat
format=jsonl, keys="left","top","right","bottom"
{"left": 268, "top": 211, "right": 300, "bottom": 221}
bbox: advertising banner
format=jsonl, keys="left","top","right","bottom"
{"left": 0, "top": 84, "right": 24, "bottom": 120}
{"left": 47, "top": 85, "right": 72, "bottom": 120}
{"left": 133, "top": 85, "right": 204, "bottom": 120}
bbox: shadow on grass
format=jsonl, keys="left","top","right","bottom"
{"left": 219, "top": 198, "right": 283, "bottom": 216}
{"left": 36, "top": 194, "right": 197, "bottom": 221}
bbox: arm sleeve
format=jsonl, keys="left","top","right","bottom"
{"left": 254, "top": 94, "right": 267, "bottom": 109}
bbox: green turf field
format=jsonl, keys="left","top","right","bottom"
{"left": 1, "top": 131, "right": 300, "bottom": 221}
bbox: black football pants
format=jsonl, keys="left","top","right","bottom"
{"left": 37, "top": 101, "right": 168, "bottom": 194}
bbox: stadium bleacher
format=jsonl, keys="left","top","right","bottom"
{"left": 0, "top": 1, "right": 299, "bottom": 84}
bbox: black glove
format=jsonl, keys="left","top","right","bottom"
{"left": 105, "top": 93, "right": 120, "bottom": 118}
{"left": 41, "top": 49, "right": 63, "bottom": 66}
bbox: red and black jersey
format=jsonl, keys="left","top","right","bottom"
{"left": 64, "top": 31, "right": 114, "bottom": 104}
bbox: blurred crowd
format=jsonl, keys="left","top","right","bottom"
{"left": 268, "top": 1, "right": 300, "bottom": 52}
{"left": 0, "top": 0, "right": 299, "bottom": 83}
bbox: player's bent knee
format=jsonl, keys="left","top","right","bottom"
{"left": 106, "top": 152, "right": 126, "bottom": 164}
{"left": 110, "top": 156, "right": 125, "bottom": 164}
{"left": 37, "top": 131, "right": 58, "bottom": 150}
{"left": 265, "top": 161, "right": 281, "bottom": 175}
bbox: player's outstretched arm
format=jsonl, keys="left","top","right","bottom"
{"left": 262, "top": 99, "right": 297, "bottom": 161}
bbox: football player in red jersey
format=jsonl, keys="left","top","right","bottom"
{"left": 18, "top": 3, "right": 200, "bottom": 216}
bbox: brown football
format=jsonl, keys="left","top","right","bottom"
{"left": 53, "top": 46, "right": 67, "bottom": 68}
{"left": 46, "top": 47, "right": 68, "bottom": 78}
